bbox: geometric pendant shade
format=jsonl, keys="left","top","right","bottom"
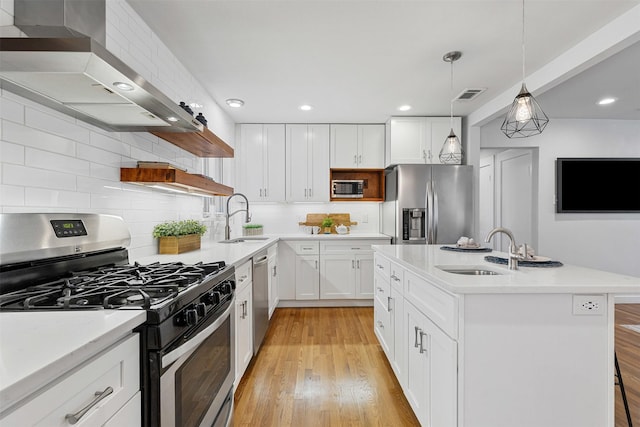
{"left": 439, "top": 50, "right": 463, "bottom": 164}
{"left": 501, "top": 83, "right": 549, "bottom": 138}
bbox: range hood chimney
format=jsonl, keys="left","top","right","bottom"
{"left": 0, "top": 0, "right": 203, "bottom": 133}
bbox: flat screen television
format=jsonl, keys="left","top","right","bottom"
{"left": 556, "top": 158, "right": 640, "bottom": 213}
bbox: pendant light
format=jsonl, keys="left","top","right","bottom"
{"left": 439, "top": 51, "right": 463, "bottom": 164}
{"left": 501, "top": 0, "right": 549, "bottom": 138}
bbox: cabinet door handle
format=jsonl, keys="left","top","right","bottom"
{"left": 419, "top": 331, "right": 428, "bottom": 354}
{"left": 387, "top": 296, "right": 392, "bottom": 312}
{"left": 414, "top": 326, "right": 421, "bottom": 348}
{"left": 264, "top": 188, "right": 268, "bottom": 197}
{"left": 272, "top": 265, "right": 277, "bottom": 277}
{"left": 377, "top": 320, "right": 384, "bottom": 329}
{"left": 304, "top": 188, "right": 307, "bottom": 197}
{"left": 376, "top": 286, "right": 384, "bottom": 294}
{"left": 259, "top": 188, "right": 263, "bottom": 197}
{"left": 309, "top": 188, "right": 312, "bottom": 197}
{"left": 358, "top": 154, "right": 362, "bottom": 164}
{"left": 376, "top": 264, "right": 384, "bottom": 270}
{"left": 315, "top": 260, "right": 318, "bottom": 269}
{"left": 352, "top": 260, "right": 355, "bottom": 269}
{"left": 354, "top": 154, "right": 357, "bottom": 164}
{"left": 66, "top": 386, "right": 114, "bottom": 424}
{"left": 356, "top": 260, "right": 360, "bottom": 269}
{"left": 422, "top": 150, "right": 427, "bottom": 161}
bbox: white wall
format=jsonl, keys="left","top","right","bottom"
{"left": 479, "top": 118, "right": 640, "bottom": 278}
{"left": 0, "top": 0, "right": 237, "bottom": 260}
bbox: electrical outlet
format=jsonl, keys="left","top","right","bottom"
{"left": 572, "top": 295, "right": 606, "bottom": 315}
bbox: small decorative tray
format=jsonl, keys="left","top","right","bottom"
{"left": 441, "top": 245, "right": 492, "bottom": 253}
{"left": 484, "top": 255, "right": 563, "bottom": 268}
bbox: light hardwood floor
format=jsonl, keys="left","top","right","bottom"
{"left": 235, "top": 305, "right": 640, "bottom": 427}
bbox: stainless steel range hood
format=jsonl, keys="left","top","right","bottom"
{"left": 0, "top": 0, "right": 203, "bottom": 133}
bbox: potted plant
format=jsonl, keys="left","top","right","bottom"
{"left": 152, "top": 219, "right": 207, "bottom": 254}
{"left": 243, "top": 223, "right": 263, "bottom": 236}
{"left": 321, "top": 217, "right": 334, "bottom": 234}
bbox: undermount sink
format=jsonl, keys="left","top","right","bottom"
{"left": 437, "top": 266, "right": 502, "bottom": 276}
{"left": 219, "top": 237, "right": 269, "bottom": 244}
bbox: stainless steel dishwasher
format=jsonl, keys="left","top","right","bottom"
{"left": 252, "top": 250, "right": 270, "bottom": 355}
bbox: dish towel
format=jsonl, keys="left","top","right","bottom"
{"left": 484, "top": 255, "right": 563, "bottom": 268}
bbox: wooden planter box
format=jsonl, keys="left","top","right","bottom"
{"left": 158, "top": 234, "right": 201, "bottom": 254}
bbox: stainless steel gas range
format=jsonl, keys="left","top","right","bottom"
{"left": 0, "top": 213, "right": 235, "bottom": 427}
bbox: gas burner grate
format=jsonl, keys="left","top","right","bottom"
{"left": 0, "top": 260, "right": 227, "bottom": 310}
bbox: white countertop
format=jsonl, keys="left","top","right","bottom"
{"left": 132, "top": 233, "right": 390, "bottom": 266}
{"left": 0, "top": 310, "right": 146, "bottom": 414}
{"left": 373, "top": 244, "right": 640, "bottom": 294}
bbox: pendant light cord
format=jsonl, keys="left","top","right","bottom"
{"left": 450, "top": 56, "right": 454, "bottom": 129}
{"left": 521, "top": 0, "right": 526, "bottom": 82}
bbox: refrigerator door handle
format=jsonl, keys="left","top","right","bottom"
{"left": 425, "top": 181, "right": 433, "bottom": 243}
{"left": 432, "top": 180, "right": 438, "bottom": 243}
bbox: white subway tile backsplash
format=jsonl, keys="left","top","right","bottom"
{"left": 0, "top": 141, "right": 25, "bottom": 164}
{"left": 90, "top": 163, "right": 120, "bottom": 181}
{"left": 0, "top": 97, "right": 25, "bottom": 123}
{"left": 26, "top": 148, "right": 91, "bottom": 176}
{"left": 25, "top": 108, "right": 90, "bottom": 142}
{"left": 76, "top": 142, "right": 123, "bottom": 167}
{"left": 90, "top": 192, "right": 133, "bottom": 210}
{"left": 3, "top": 164, "right": 77, "bottom": 191}
{"left": 25, "top": 188, "right": 91, "bottom": 209}
{"left": 2, "top": 120, "right": 76, "bottom": 155}
{"left": 122, "top": 133, "right": 154, "bottom": 153}
{"left": 129, "top": 145, "right": 161, "bottom": 164}
{"left": 0, "top": 184, "right": 25, "bottom": 206}
{"left": 90, "top": 132, "right": 131, "bottom": 157}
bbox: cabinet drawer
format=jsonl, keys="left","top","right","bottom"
{"left": 374, "top": 297, "right": 392, "bottom": 357}
{"left": 235, "top": 259, "right": 252, "bottom": 291}
{"left": 374, "top": 270, "right": 390, "bottom": 308}
{"left": 374, "top": 253, "right": 390, "bottom": 278}
{"left": 320, "top": 239, "right": 387, "bottom": 254}
{"left": 292, "top": 241, "right": 320, "bottom": 255}
{"left": 3, "top": 334, "right": 140, "bottom": 426}
{"left": 404, "top": 270, "right": 458, "bottom": 339}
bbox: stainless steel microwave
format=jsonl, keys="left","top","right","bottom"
{"left": 331, "top": 180, "right": 364, "bottom": 198}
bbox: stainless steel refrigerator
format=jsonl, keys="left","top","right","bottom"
{"left": 381, "top": 164, "right": 473, "bottom": 244}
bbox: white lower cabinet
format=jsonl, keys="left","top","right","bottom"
{"left": 279, "top": 239, "right": 389, "bottom": 302}
{"left": 235, "top": 260, "right": 253, "bottom": 384}
{"left": 2, "top": 334, "right": 141, "bottom": 426}
{"left": 405, "top": 300, "right": 457, "bottom": 427}
{"left": 374, "top": 252, "right": 457, "bottom": 427}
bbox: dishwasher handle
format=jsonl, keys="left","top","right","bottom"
{"left": 254, "top": 255, "right": 269, "bottom": 265}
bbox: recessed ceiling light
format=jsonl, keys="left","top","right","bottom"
{"left": 598, "top": 97, "right": 617, "bottom": 105}
{"left": 113, "top": 82, "right": 134, "bottom": 91}
{"left": 398, "top": 105, "right": 412, "bottom": 112}
{"left": 299, "top": 104, "right": 313, "bottom": 111}
{"left": 189, "top": 102, "right": 203, "bottom": 109}
{"left": 226, "top": 99, "right": 244, "bottom": 108}
{"left": 166, "top": 117, "right": 179, "bottom": 122}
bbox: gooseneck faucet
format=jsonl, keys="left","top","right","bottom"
{"left": 225, "top": 193, "right": 251, "bottom": 240}
{"left": 485, "top": 227, "right": 524, "bottom": 270}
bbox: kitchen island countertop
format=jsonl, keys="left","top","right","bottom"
{"left": 373, "top": 244, "right": 640, "bottom": 294}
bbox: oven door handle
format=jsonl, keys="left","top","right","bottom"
{"left": 162, "top": 298, "right": 234, "bottom": 369}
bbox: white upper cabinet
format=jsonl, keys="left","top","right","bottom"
{"left": 286, "top": 124, "right": 330, "bottom": 202}
{"left": 237, "top": 124, "right": 286, "bottom": 202}
{"left": 385, "top": 117, "right": 461, "bottom": 166}
{"left": 330, "top": 124, "right": 385, "bottom": 169}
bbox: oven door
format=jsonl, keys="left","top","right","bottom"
{"left": 159, "top": 299, "right": 235, "bottom": 427}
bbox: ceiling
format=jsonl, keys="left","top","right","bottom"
{"left": 127, "top": 0, "right": 640, "bottom": 124}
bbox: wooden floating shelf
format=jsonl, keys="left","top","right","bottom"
{"left": 330, "top": 168, "right": 385, "bottom": 202}
{"left": 151, "top": 127, "right": 234, "bottom": 158}
{"left": 120, "top": 168, "right": 234, "bottom": 196}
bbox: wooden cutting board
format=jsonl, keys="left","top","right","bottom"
{"left": 298, "top": 213, "right": 358, "bottom": 233}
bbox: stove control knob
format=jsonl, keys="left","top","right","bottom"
{"left": 205, "top": 291, "right": 221, "bottom": 305}
{"left": 185, "top": 308, "right": 198, "bottom": 326}
{"left": 221, "top": 283, "right": 232, "bottom": 294}
{"left": 196, "top": 302, "right": 207, "bottom": 317}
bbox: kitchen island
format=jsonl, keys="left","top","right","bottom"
{"left": 372, "top": 244, "right": 640, "bottom": 427}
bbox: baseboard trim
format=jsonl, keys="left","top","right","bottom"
{"left": 277, "top": 299, "right": 373, "bottom": 308}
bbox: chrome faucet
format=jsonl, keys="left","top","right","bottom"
{"left": 485, "top": 227, "right": 525, "bottom": 270}
{"left": 224, "top": 193, "right": 251, "bottom": 240}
